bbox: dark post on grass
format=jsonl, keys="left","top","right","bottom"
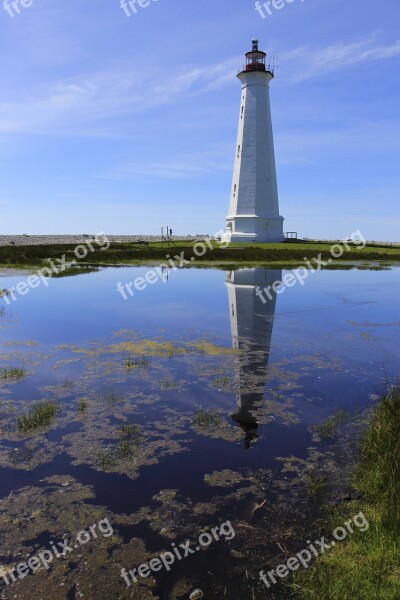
{"left": 161, "top": 226, "right": 176, "bottom": 249}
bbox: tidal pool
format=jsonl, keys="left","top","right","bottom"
{"left": 0, "top": 266, "right": 399, "bottom": 599}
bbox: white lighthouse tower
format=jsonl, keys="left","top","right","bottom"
{"left": 223, "top": 40, "right": 284, "bottom": 244}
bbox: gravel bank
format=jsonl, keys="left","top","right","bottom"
{"left": 0, "top": 235, "right": 397, "bottom": 247}
{"left": 0, "top": 235, "right": 205, "bottom": 247}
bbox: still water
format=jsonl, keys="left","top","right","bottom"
{"left": 0, "top": 266, "right": 399, "bottom": 599}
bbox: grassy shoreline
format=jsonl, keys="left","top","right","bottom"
{"left": 0, "top": 241, "right": 399, "bottom": 271}
{"left": 293, "top": 384, "right": 400, "bottom": 599}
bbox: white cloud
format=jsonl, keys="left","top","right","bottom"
{"left": 0, "top": 57, "right": 238, "bottom": 137}
{"left": 282, "top": 35, "right": 400, "bottom": 82}
{"left": 1, "top": 34, "right": 399, "bottom": 144}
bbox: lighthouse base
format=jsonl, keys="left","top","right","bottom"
{"left": 222, "top": 215, "right": 285, "bottom": 244}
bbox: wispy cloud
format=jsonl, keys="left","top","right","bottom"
{"left": 0, "top": 58, "right": 238, "bottom": 137}
{"left": 282, "top": 35, "right": 400, "bottom": 82}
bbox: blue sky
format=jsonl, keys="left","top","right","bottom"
{"left": 1, "top": 0, "right": 399, "bottom": 240}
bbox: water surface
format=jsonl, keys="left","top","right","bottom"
{"left": 0, "top": 266, "right": 398, "bottom": 599}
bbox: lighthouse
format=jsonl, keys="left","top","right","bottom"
{"left": 222, "top": 40, "right": 284, "bottom": 244}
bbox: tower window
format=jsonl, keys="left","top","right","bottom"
{"left": 233, "top": 184, "right": 237, "bottom": 197}
{"left": 241, "top": 106, "right": 244, "bottom": 118}
{"left": 237, "top": 145, "right": 241, "bottom": 157}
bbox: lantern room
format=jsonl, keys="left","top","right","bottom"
{"left": 243, "top": 39, "right": 266, "bottom": 73}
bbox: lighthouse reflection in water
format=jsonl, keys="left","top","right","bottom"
{"left": 226, "top": 268, "right": 281, "bottom": 448}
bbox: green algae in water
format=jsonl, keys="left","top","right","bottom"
{"left": 159, "top": 377, "right": 178, "bottom": 390}
{"left": 97, "top": 423, "right": 142, "bottom": 469}
{"left": 204, "top": 469, "right": 245, "bottom": 488}
{"left": 313, "top": 409, "right": 348, "bottom": 440}
{"left": 193, "top": 409, "right": 221, "bottom": 427}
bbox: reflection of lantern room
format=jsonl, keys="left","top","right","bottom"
{"left": 243, "top": 39, "right": 267, "bottom": 73}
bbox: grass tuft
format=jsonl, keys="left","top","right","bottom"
{"left": 1, "top": 367, "right": 26, "bottom": 380}
{"left": 125, "top": 354, "right": 151, "bottom": 369}
{"left": 77, "top": 399, "right": 88, "bottom": 413}
{"left": 17, "top": 400, "right": 60, "bottom": 432}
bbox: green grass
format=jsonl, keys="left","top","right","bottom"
{"left": 17, "top": 400, "right": 60, "bottom": 432}
{"left": 294, "top": 385, "right": 400, "bottom": 599}
{"left": 1, "top": 367, "right": 26, "bottom": 380}
{"left": 356, "top": 384, "right": 400, "bottom": 531}
{"left": 0, "top": 240, "right": 399, "bottom": 269}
